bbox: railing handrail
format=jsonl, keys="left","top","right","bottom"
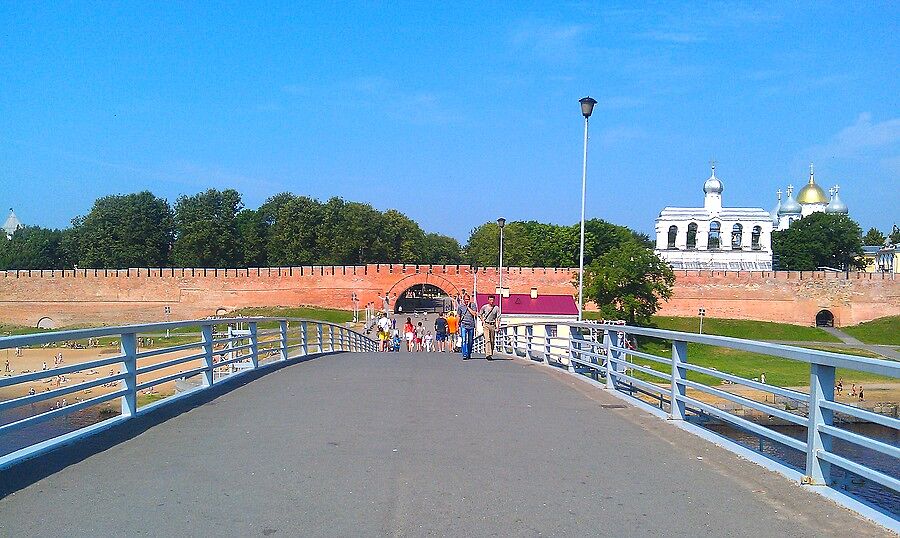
{"left": 498, "top": 321, "right": 900, "bottom": 377}
{"left": 0, "top": 317, "right": 377, "bottom": 470}
{"left": 0, "top": 317, "right": 357, "bottom": 348}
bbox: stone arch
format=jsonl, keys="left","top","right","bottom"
{"left": 215, "top": 308, "right": 228, "bottom": 317}
{"left": 815, "top": 309, "right": 834, "bottom": 327}
{"left": 386, "top": 272, "right": 462, "bottom": 300}
{"left": 36, "top": 316, "right": 56, "bottom": 329}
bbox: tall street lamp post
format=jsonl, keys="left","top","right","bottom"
{"left": 497, "top": 217, "right": 506, "bottom": 322}
{"left": 577, "top": 96, "right": 597, "bottom": 321}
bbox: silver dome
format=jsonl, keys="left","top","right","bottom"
{"left": 778, "top": 187, "right": 802, "bottom": 215}
{"left": 825, "top": 187, "right": 848, "bottom": 214}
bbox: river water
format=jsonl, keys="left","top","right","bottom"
{"left": 705, "top": 421, "right": 899, "bottom": 517}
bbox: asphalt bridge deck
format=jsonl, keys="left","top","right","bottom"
{"left": 0, "top": 352, "right": 884, "bottom": 536}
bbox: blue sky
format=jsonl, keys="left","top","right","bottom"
{"left": 1, "top": 2, "right": 898, "bottom": 241}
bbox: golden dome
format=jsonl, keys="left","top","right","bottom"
{"left": 796, "top": 166, "right": 829, "bottom": 204}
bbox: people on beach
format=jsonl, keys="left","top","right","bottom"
{"left": 479, "top": 295, "right": 500, "bottom": 360}
{"left": 4, "top": 359, "right": 9, "bottom": 373}
{"left": 858, "top": 385, "right": 864, "bottom": 401}
{"left": 836, "top": 378, "right": 843, "bottom": 394}
{"left": 457, "top": 293, "right": 477, "bottom": 360}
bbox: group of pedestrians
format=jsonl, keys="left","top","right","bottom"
{"left": 372, "top": 289, "right": 501, "bottom": 360}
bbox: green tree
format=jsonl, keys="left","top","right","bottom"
{"left": 171, "top": 189, "right": 243, "bottom": 267}
{"left": 421, "top": 233, "right": 463, "bottom": 264}
{"left": 267, "top": 195, "right": 323, "bottom": 266}
{"left": 382, "top": 209, "right": 427, "bottom": 263}
{"left": 235, "top": 209, "right": 267, "bottom": 267}
{"left": 583, "top": 242, "right": 675, "bottom": 325}
{"left": 862, "top": 227, "right": 886, "bottom": 246}
{"left": 0, "top": 226, "right": 74, "bottom": 270}
{"left": 73, "top": 191, "right": 174, "bottom": 268}
{"left": 772, "top": 213, "right": 865, "bottom": 271}
{"left": 464, "top": 218, "right": 645, "bottom": 268}
{"left": 890, "top": 225, "right": 900, "bottom": 245}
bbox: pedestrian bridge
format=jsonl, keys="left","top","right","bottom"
{"left": 0, "top": 319, "right": 897, "bottom": 535}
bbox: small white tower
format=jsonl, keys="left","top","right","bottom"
{"left": 3, "top": 208, "right": 22, "bottom": 239}
{"left": 703, "top": 161, "right": 723, "bottom": 213}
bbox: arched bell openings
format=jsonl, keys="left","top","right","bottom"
{"left": 731, "top": 224, "right": 743, "bottom": 250}
{"left": 708, "top": 221, "right": 721, "bottom": 250}
{"left": 686, "top": 223, "right": 698, "bottom": 250}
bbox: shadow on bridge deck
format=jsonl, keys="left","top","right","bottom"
{"left": 0, "top": 352, "right": 885, "bottom": 536}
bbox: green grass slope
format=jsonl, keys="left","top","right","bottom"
{"left": 842, "top": 316, "right": 900, "bottom": 345}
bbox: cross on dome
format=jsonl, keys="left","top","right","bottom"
{"left": 776, "top": 189, "right": 782, "bottom": 200}
{"left": 787, "top": 184, "right": 794, "bottom": 196}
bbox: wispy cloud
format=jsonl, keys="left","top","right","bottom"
{"left": 596, "top": 125, "right": 647, "bottom": 146}
{"left": 637, "top": 31, "right": 706, "bottom": 44}
{"left": 509, "top": 22, "right": 593, "bottom": 61}
{"left": 598, "top": 96, "right": 645, "bottom": 110}
{"left": 813, "top": 113, "right": 900, "bottom": 159}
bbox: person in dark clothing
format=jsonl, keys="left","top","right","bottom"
{"left": 457, "top": 293, "right": 477, "bottom": 360}
{"left": 434, "top": 313, "right": 449, "bottom": 352}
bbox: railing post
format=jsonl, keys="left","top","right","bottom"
{"left": 317, "top": 323, "right": 324, "bottom": 353}
{"left": 249, "top": 322, "right": 259, "bottom": 369}
{"left": 605, "top": 329, "right": 619, "bottom": 390}
{"left": 202, "top": 324, "right": 214, "bottom": 387}
{"left": 280, "top": 320, "right": 288, "bottom": 361}
{"left": 544, "top": 329, "right": 551, "bottom": 364}
{"left": 301, "top": 321, "right": 309, "bottom": 356}
{"left": 567, "top": 326, "right": 579, "bottom": 373}
{"left": 670, "top": 340, "right": 687, "bottom": 420}
{"left": 120, "top": 332, "right": 137, "bottom": 417}
{"left": 805, "top": 362, "right": 835, "bottom": 485}
{"left": 526, "top": 325, "right": 534, "bottom": 360}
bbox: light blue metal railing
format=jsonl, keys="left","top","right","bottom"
{"left": 0, "top": 318, "right": 377, "bottom": 469}
{"left": 494, "top": 321, "right": 899, "bottom": 504}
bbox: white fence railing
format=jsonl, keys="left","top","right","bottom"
{"left": 0, "top": 318, "right": 377, "bottom": 469}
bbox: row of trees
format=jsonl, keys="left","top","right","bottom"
{"left": 0, "top": 190, "right": 467, "bottom": 270}
{"left": 0, "top": 189, "right": 652, "bottom": 271}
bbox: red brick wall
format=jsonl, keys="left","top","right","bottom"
{"left": 0, "top": 265, "right": 896, "bottom": 328}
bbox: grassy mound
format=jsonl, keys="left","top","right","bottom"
{"left": 842, "top": 316, "right": 900, "bottom": 345}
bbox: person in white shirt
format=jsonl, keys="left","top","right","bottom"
{"left": 377, "top": 313, "right": 392, "bottom": 352}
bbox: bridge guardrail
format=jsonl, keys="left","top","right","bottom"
{"left": 0, "top": 318, "right": 377, "bottom": 469}
{"left": 493, "top": 321, "right": 899, "bottom": 511}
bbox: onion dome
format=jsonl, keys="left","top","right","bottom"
{"left": 770, "top": 190, "right": 782, "bottom": 224}
{"left": 779, "top": 185, "right": 802, "bottom": 216}
{"left": 703, "top": 164, "right": 723, "bottom": 194}
{"left": 825, "top": 185, "right": 848, "bottom": 214}
{"left": 796, "top": 163, "right": 828, "bottom": 205}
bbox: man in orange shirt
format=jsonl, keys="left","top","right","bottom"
{"left": 446, "top": 310, "right": 459, "bottom": 352}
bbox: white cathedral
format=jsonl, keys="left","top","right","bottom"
{"left": 655, "top": 163, "right": 849, "bottom": 271}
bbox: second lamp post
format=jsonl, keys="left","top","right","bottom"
{"left": 577, "top": 96, "right": 597, "bottom": 321}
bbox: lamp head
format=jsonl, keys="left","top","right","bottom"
{"left": 579, "top": 96, "right": 597, "bottom": 118}
{"left": 497, "top": 217, "right": 506, "bottom": 229}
